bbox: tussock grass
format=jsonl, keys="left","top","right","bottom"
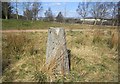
{"left": 2, "top": 28, "right": 118, "bottom": 82}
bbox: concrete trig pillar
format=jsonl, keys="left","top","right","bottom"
{"left": 46, "top": 27, "right": 69, "bottom": 75}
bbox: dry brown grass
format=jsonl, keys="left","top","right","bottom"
{"left": 2, "top": 28, "right": 118, "bottom": 82}
{"left": 111, "top": 30, "right": 118, "bottom": 50}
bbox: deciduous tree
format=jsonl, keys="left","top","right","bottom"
{"left": 76, "top": 2, "right": 89, "bottom": 24}
{"left": 2, "top": 2, "right": 13, "bottom": 19}
{"left": 32, "top": 2, "right": 42, "bottom": 20}
{"left": 44, "top": 8, "right": 54, "bottom": 21}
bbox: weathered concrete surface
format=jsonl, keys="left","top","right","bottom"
{"left": 46, "top": 27, "right": 69, "bottom": 75}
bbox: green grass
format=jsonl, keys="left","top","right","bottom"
{"left": 2, "top": 19, "right": 117, "bottom": 30}
{"left": 2, "top": 29, "right": 118, "bottom": 82}
{"left": 2, "top": 19, "right": 73, "bottom": 30}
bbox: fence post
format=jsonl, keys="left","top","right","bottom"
{"left": 46, "top": 27, "right": 69, "bottom": 75}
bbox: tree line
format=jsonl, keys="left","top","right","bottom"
{"left": 76, "top": 2, "right": 119, "bottom": 25}
{"left": 1, "top": 2, "right": 120, "bottom": 25}
{"left": 2, "top": 2, "right": 43, "bottom": 20}
{"left": 1, "top": 2, "right": 64, "bottom": 23}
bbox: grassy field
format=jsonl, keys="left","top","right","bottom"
{"left": 2, "top": 28, "right": 118, "bottom": 82}
{"left": 2, "top": 19, "right": 117, "bottom": 30}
